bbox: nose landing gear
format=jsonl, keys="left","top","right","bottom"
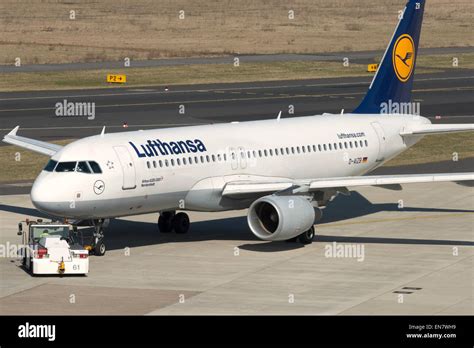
{"left": 92, "top": 219, "right": 107, "bottom": 256}
{"left": 158, "top": 211, "right": 190, "bottom": 234}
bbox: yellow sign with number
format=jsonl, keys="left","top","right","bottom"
{"left": 367, "top": 64, "right": 378, "bottom": 73}
{"left": 107, "top": 74, "right": 126, "bottom": 83}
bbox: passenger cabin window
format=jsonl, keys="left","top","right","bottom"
{"left": 44, "top": 160, "right": 58, "bottom": 172}
{"left": 55, "top": 162, "right": 77, "bottom": 172}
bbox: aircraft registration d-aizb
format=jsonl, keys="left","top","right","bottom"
{"left": 4, "top": 0, "right": 473, "bottom": 255}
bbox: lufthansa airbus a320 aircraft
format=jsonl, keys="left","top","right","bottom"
{"left": 4, "top": 0, "right": 473, "bottom": 255}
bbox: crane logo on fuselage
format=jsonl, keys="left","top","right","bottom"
{"left": 129, "top": 139, "right": 207, "bottom": 158}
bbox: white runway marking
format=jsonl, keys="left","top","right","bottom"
{"left": 0, "top": 75, "right": 472, "bottom": 101}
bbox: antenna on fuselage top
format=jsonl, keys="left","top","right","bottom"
{"left": 100, "top": 126, "right": 106, "bottom": 137}
{"left": 276, "top": 111, "right": 282, "bottom": 122}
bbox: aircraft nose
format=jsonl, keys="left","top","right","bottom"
{"left": 30, "top": 175, "right": 64, "bottom": 216}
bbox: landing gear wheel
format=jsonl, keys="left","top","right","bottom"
{"left": 94, "top": 239, "right": 106, "bottom": 256}
{"left": 297, "top": 226, "right": 315, "bottom": 245}
{"left": 172, "top": 213, "right": 190, "bottom": 234}
{"left": 285, "top": 237, "right": 298, "bottom": 243}
{"left": 158, "top": 211, "right": 175, "bottom": 233}
{"left": 92, "top": 219, "right": 107, "bottom": 256}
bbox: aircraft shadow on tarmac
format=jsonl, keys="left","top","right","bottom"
{"left": 1, "top": 191, "right": 473, "bottom": 253}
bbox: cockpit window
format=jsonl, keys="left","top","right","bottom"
{"left": 51, "top": 161, "right": 101, "bottom": 173}
{"left": 55, "top": 162, "right": 77, "bottom": 172}
{"left": 44, "top": 160, "right": 58, "bottom": 172}
{"left": 76, "top": 161, "right": 91, "bottom": 174}
{"left": 88, "top": 161, "right": 102, "bottom": 174}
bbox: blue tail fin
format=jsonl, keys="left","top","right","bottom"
{"left": 353, "top": 0, "right": 425, "bottom": 114}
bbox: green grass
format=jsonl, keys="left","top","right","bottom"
{"left": 1, "top": 52, "right": 469, "bottom": 92}
{"left": 1, "top": 134, "right": 472, "bottom": 183}
{"left": 0, "top": 60, "right": 369, "bottom": 92}
{"left": 384, "top": 132, "right": 474, "bottom": 167}
{"left": 0, "top": 140, "right": 70, "bottom": 183}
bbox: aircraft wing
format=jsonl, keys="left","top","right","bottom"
{"left": 222, "top": 173, "right": 474, "bottom": 197}
{"left": 2, "top": 126, "right": 63, "bottom": 156}
{"left": 400, "top": 123, "right": 474, "bottom": 136}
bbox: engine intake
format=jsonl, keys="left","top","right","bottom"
{"left": 247, "top": 195, "right": 316, "bottom": 241}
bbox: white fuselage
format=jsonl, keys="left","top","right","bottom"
{"left": 30, "top": 113, "right": 428, "bottom": 219}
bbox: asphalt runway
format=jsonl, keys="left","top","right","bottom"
{"left": 1, "top": 69, "right": 473, "bottom": 142}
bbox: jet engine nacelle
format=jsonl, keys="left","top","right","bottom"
{"left": 247, "top": 195, "right": 316, "bottom": 241}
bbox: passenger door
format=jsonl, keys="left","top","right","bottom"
{"left": 238, "top": 146, "right": 247, "bottom": 169}
{"left": 113, "top": 146, "right": 137, "bottom": 190}
{"left": 229, "top": 147, "right": 238, "bottom": 170}
{"left": 371, "top": 122, "right": 386, "bottom": 162}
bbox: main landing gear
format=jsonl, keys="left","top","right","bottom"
{"left": 158, "top": 211, "right": 190, "bottom": 234}
{"left": 286, "top": 226, "right": 315, "bottom": 245}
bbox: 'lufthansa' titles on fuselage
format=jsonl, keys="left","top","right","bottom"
{"left": 129, "top": 139, "right": 207, "bottom": 158}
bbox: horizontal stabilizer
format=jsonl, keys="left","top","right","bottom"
{"left": 400, "top": 123, "right": 474, "bottom": 136}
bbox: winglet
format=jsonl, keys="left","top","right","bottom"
{"left": 7, "top": 125, "right": 19, "bottom": 137}
{"left": 276, "top": 111, "right": 282, "bottom": 122}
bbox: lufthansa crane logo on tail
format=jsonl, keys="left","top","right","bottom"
{"left": 393, "top": 34, "right": 415, "bottom": 82}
